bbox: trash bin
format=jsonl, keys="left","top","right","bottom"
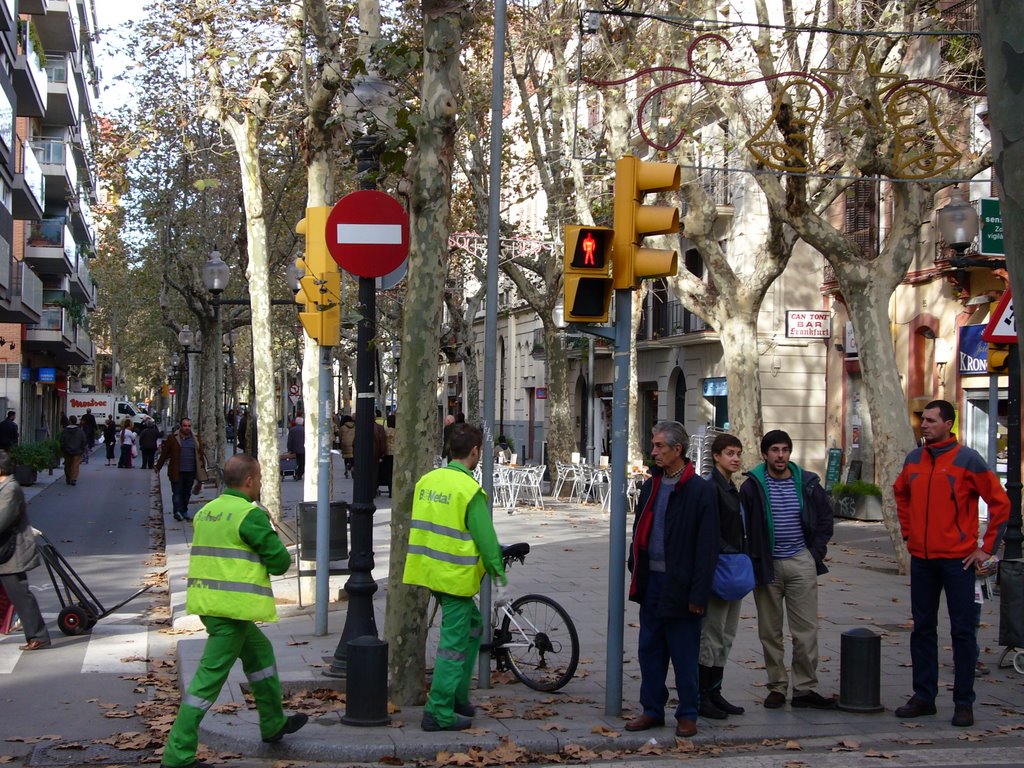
{"left": 341, "top": 636, "right": 389, "bottom": 726}
{"left": 297, "top": 501, "right": 348, "bottom": 562}
{"left": 838, "top": 627, "right": 883, "bottom": 713}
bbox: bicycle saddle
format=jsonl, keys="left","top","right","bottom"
{"left": 501, "top": 542, "right": 530, "bottom": 560}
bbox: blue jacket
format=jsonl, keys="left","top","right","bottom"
{"left": 627, "top": 463, "right": 719, "bottom": 615}
{"left": 740, "top": 462, "right": 833, "bottom": 584}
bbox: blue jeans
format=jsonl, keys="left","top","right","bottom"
{"left": 172, "top": 471, "right": 197, "bottom": 519}
{"left": 637, "top": 571, "right": 702, "bottom": 721}
{"left": 910, "top": 556, "right": 977, "bottom": 706}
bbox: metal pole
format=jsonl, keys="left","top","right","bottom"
{"left": 587, "top": 336, "right": 596, "bottom": 463}
{"left": 477, "top": 0, "right": 507, "bottom": 689}
{"left": 327, "top": 136, "right": 381, "bottom": 676}
{"left": 605, "top": 289, "right": 631, "bottom": 716}
{"left": 315, "top": 344, "right": 332, "bottom": 635}
{"left": 988, "top": 374, "right": 998, "bottom": 471}
{"left": 1005, "top": 347, "right": 1022, "bottom": 560}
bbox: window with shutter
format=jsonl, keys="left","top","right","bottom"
{"left": 844, "top": 179, "right": 879, "bottom": 259}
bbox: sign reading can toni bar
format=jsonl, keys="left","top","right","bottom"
{"left": 785, "top": 310, "right": 831, "bottom": 339}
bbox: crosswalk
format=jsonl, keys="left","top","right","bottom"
{"left": 0, "top": 611, "right": 150, "bottom": 674}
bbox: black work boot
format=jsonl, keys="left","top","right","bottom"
{"left": 698, "top": 665, "right": 728, "bottom": 720}
{"left": 709, "top": 666, "right": 745, "bottom": 715}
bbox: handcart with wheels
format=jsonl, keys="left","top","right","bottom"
{"left": 35, "top": 532, "right": 161, "bottom": 636}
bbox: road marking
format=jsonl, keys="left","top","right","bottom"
{"left": 0, "top": 641, "right": 19, "bottom": 674}
{"left": 82, "top": 622, "right": 149, "bottom": 673}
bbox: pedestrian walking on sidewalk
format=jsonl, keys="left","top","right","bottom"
{"left": 0, "top": 451, "right": 51, "bottom": 651}
{"left": 155, "top": 418, "right": 207, "bottom": 522}
{"left": 893, "top": 399, "right": 1009, "bottom": 728}
{"left": 117, "top": 419, "right": 137, "bottom": 468}
{"left": 138, "top": 418, "right": 161, "bottom": 469}
{"left": 403, "top": 422, "right": 507, "bottom": 732}
{"left": 103, "top": 416, "right": 116, "bottom": 465}
{"left": 59, "top": 416, "right": 88, "bottom": 485}
{"left": 80, "top": 409, "right": 97, "bottom": 464}
{"left": 626, "top": 421, "right": 719, "bottom": 739}
{"left": 338, "top": 415, "right": 355, "bottom": 478}
{"left": 0, "top": 410, "right": 18, "bottom": 451}
{"left": 698, "top": 433, "right": 749, "bottom": 720}
{"left": 286, "top": 416, "right": 305, "bottom": 481}
{"left": 161, "top": 455, "right": 307, "bottom": 768}
{"left": 741, "top": 429, "right": 836, "bottom": 711}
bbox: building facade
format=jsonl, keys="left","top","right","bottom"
{"left": 0, "top": 0, "right": 99, "bottom": 442}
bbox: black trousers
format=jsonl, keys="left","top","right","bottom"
{"left": 0, "top": 571, "right": 49, "bottom": 644}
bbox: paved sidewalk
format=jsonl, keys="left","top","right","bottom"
{"left": 158, "top": 457, "right": 1024, "bottom": 763}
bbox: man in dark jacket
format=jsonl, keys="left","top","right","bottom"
{"left": 138, "top": 418, "right": 161, "bottom": 469}
{"left": 80, "top": 409, "right": 97, "bottom": 463}
{"left": 0, "top": 410, "right": 18, "bottom": 450}
{"left": 58, "top": 416, "right": 88, "bottom": 486}
{"left": 741, "top": 429, "right": 835, "bottom": 710}
{"left": 286, "top": 416, "right": 305, "bottom": 481}
{"left": 625, "top": 420, "right": 718, "bottom": 739}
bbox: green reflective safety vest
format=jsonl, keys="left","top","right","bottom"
{"left": 403, "top": 467, "right": 486, "bottom": 597}
{"left": 186, "top": 493, "right": 278, "bottom": 623}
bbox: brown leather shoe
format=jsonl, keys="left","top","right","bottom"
{"left": 675, "top": 717, "right": 698, "bottom": 737}
{"left": 19, "top": 639, "right": 51, "bottom": 651}
{"left": 624, "top": 714, "right": 664, "bottom": 731}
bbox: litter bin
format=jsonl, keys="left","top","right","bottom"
{"left": 297, "top": 501, "right": 348, "bottom": 562}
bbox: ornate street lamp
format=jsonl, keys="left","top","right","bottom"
{"left": 203, "top": 250, "right": 230, "bottom": 296}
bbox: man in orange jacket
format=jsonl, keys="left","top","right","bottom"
{"left": 893, "top": 399, "right": 1009, "bottom": 728}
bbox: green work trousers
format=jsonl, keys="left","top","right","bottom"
{"left": 163, "top": 616, "right": 286, "bottom": 767}
{"left": 426, "top": 593, "right": 482, "bottom": 727}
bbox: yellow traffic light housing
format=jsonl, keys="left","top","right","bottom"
{"left": 563, "top": 225, "right": 614, "bottom": 323}
{"left": 295, "top": 206, "right": 341, "bottom": 346}
{"left": 612, "top": 155, "right": 681, "bottom": 290}
{"left": 988, "top": 343, "right": 1010, "bottom": 374}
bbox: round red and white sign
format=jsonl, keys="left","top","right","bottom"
{"left": 325, "top": 190, "right": 410, "bottom": 278}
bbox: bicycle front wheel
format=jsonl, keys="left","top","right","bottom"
{"left": 499, "top": 594, "right": 579, "bottom": 691}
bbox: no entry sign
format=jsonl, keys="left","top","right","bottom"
{"left": 325, "top": 190, "right": 410, "bottom": 278}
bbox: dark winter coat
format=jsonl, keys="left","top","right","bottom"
{"left": 59, "top": 425, "right": 88, "bottom": 456}
{"left": 0, "top": 477, "right": 40, "bottom": 575}
{"left": 740, "top": 462, "right": 833, "bottom": 585}
{"left": 627, "top": 462, "right": 719, "bottom": 615}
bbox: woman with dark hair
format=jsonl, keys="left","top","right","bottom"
{"left": 104, "top": 416, "right": 117, "bottom": 466}
{"left": 0, "top": 450, "right": 51, "bottom": 651}
{"left": 698, "top": 433, "right": 748, "bottom": 720}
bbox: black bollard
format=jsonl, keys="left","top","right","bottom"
{"left": 838, "top": 627, "right": 883, "bottom": 713}
{"left": 340, "top": 635, "right": 390, "bottom": 726}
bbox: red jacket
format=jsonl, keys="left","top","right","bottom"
{"left": 894, "top": 436, "right": 1009, "bottom": 560}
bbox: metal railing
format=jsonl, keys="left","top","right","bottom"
{"left": 636, "top": 299, "right": 709, "bottom": 341}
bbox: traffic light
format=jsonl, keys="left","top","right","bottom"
{"left": 563, "top": 225, "right": 614, "bottom": 323}
{"left": 294, "top": 206, "right": 341, "bottom": 347}
{"left": 612, "top": 155, "right": 681, "bottom": 290}
{"left": 988, "top": 343, "right": 1010, "bottom": 373}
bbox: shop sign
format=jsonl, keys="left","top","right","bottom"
{"left": 959, "top": 324, "right": 988, "bottom": 375}
{"left": 785, "top": 310, "right": 830, "bottom": 339}
{"left": 979, "top": 197, "right": 1004, "bottom": 257}
{"left": 37, "top": 367, "right": 56, "bottom": 383}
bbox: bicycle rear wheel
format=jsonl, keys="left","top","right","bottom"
{"left": 499, "top": 594, "right": 579, "bottom": 691}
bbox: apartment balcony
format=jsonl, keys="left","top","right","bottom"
{"left": 25, "top": 218, "right": 74, "bottom": 275}
{"left": 25, "top": 305, "right": 73, "bottom": 352}
{"left": 19, "top": 0, "right": 45, "bottom": 13}
{"left": 73, "top": 324, "right": 93, "bottom": 362}
{"left": 636, "top": 299, "right": 709, "bottom": 343}
{"left": 0, "top": 260, "right": 44, "bottom": 325}
{"left": 67, "top": 192, "right": 94, "bottom": 245}
{"left": 43, "top": 55, "right": 80, "bottom": 126}
{"left": 34, "top": 0, "right": 79, "bottom": 53}
{"left": 0, "top": 0, "right": 13, "bottom": 30}
{"left": 13, "top": 22, "right": 48, "bottom": 118}
{"left": 68, "top": 249, "right": 94, "bottom": 306}
{"left": 11, "top": 137, "right": 45, "bottom": 221}
{"left": 33, "top": 137, "right": 77, "bottom": 201}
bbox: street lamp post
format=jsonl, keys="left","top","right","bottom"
{"left": 326, "top": 76, "right": 392, "bottom": 677}
{"left": 177, "top": 325, "right": 197, "bottom": 421}
{"left": 203, "top": 251, "right": 230, "bottom": 467}
{"left": 937, "top": 188, "right": 1021, "bottom": 561}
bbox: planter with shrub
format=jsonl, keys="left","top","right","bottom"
{"left": 9, "top": 440, "right": 61, "bottom": 486}
{"left": 831, "top": 480, "right": 883, "bottom": 521}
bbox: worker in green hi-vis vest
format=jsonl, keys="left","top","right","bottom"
{"left": 161, "top": 454, "right": 307, "bottom": 768}
{"left": 404, "top": 422, "right": 507, "bottom": 732}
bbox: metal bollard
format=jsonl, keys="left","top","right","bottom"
{"left": 340, "top": 635, "right": 390, "bottom": 726}
{"left": 838, "top": 627, "right": 883, "bottom": 713}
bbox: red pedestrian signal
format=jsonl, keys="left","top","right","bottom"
{"left": 563, "top": 226, "right": 613, "bottom": 323}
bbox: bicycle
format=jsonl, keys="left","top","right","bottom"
{"left": 429, "top": 542, "right": 580, "bottom": 692}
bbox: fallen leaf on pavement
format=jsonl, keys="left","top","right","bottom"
{"left": 636, "top": 741, "right": 664, "bottom": 755}
{"left": 540, "top": 723, "right": 566, "bottom": 732}
{"left": 4, "top": 735, "right": 61, "bottom": 744}
{"left": 785, "top": 740, "right": 802, "bottom": 750}
{"left": 591, "top": 724, "right": 619, "bottom": 737}
{"left": 104, "top": 710, "right": 136, "bottom": 719}
{"left": 837, "top": 738, "right": 861, "bottom": 750}
{"left": 864, "top": 749, "right": 897, "bottom": 759}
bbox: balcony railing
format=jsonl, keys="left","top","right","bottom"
{"left": 19, "top": 21, "right": 48, "bottom": 98}
{"left": 16, "top": 137, "right": 44, "bottom": 204}
{"left": 14, "top": 261, "right": 43, "bottom": 315}
{"left": 637, "top": 299, "right": 709, "bottom": 341}
{"left": 33, "top": 138, "right": 78, "bottom": 188}
{"left": 30, "top": 305, "right": 64, "bottom": 331}
{"left": 0, "top": 80, "right": 11, "bottom": 151}
{"left": 28, "top": 218, "right": 76, "bottom": 263}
